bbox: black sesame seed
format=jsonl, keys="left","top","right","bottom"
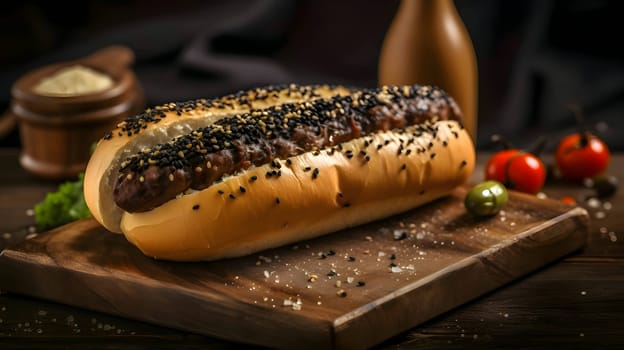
{"left": 337, "top": 192, "right": 344, "bottom": 198}
{"left": 460, "top": 160, "right": 467, "bottom": 168}
{"left": 327, "top": 250, "right": 336, "bottom": 256}
{"left": 389, "top": 262, "right": 397, "bottom": 267}
{"left": 327, "top": 270, "right": 337, "bottom": 277}
{"left": 229, "top": 193, "right": 236, "bottom": 199}
{"left": 347, "top": 256, "right": 356, "bottom": 262}
{"left": 401, "top": 163, "right": 407, "bottom": 170}
{"left": 286, "top": 159, "right": 292, "bottom": 165}
{"left": 394, "top": 231, "right": 408, "bottom": 240}
{"left": 357, "top": 281, "right": 366, "bottom": 287}
{"left": 250, "top": 175, "right": 258, "bottom": 181}
{"left": 192, "top": 204, "right": 200, "bottom": 210}
{"left": 312, "top": 168, "right": 320, "bottom": 179}
{"left": 430, "top": 153, "right": 437, "bottom": 159}
{"left": 343, "top": 203, "right": 351, "bottom": 208}
{"left": 275, "top": 197, "right": 281, "bottom": 204}
{"left": 442, "top": 140, "right": 448, "bottom": 147}
{"left": 217, "top": 189, "right": 225, "bottom": 195}
{"left": 377, "top": 144, "right": 382, "bottom": 150}
{"left": 239, "top": 186, "right": 246, "bottom": 193}
{"left": 405, "top": 149, "right": 412, "bottom": 155}
{"left": 360, "top": 150, "right": 367, "bottom": 156}
{"left": 389, "top": 253, "right": 396, "bottom": 260}
{"left": 304, "top": 166, "right": 311, "bottom": 172}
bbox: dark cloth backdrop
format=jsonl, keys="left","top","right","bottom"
{"left": 1, "top": 0, "right": 623, "bottom": 150}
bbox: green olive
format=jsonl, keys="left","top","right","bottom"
{"left": 465, "top": 180, "right": 509, "bottom": 216}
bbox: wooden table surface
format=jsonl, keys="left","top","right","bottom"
{"left": 0, "top": 148, "right": 622, "bottom": 349}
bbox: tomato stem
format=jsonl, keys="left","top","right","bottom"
{"left": 567, "top": 104, "right": 589, "bottom": 147}
{"left": 527, "top": 136, "right": 547, "bottom": 157}
{"left": 490, "top": 134, "right": 512, "bottom": 150}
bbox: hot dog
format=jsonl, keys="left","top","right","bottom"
{"left": 84, "top": 84, "right": 475, "bottom": 261}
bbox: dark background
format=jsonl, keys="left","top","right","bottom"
{"left": 1, "top": 0, "right": 623, "bottom": 150}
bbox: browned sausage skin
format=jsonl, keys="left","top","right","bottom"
{"left": 112, "top": 85, "right": 462, "bottom": 213}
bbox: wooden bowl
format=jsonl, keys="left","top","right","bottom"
{"left": 11, "top": 46, "right": 145, "bottom": 180}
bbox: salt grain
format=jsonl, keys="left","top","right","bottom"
{"left": 537, "top": 192, "right": 547, "bottom": 199}
{"left": 595, "top": 211, "right": 606, "bottom": 219}
{"left": 609, "top": 232, "right": 617, "bottom": 242}
{"left": 25, "top": 209, "right": 34, "bottom": 216}
{"left": 37, "top": 310, "right": 47, "bottom": 316}
{"left": 600, "top": 227, "right": 608, "bottom": 234}
{"left": 2, "top": 233, "right": 11, "bottom": 240}
{"left": 581, "top": 291, "right": 587, "bottom": 295}
{"left": 603, "top": 202, "right": 612, "bottom": 210}
{"left": 391, "top": 266, "right": 403, "bottom": 273}
{"left": 587, "top": 198, "right": 601, "bottom": 208}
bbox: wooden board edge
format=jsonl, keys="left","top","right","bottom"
{"left": 0, "top": 250, "right": 335, "bottom": 349}
{"left": 331, "top": 207, "right": 589, "bottom": 349}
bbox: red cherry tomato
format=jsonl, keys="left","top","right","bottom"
{"left": 485, "top": 149, "right": 546, "bottom": 194}
{"left": 560, "top": 196, "right": 577, "bottom": 205}
{"left": 556, "top": 133, "right": 610, "bottom": 181}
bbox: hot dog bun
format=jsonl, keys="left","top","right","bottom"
{"left": 84, "top": 85, "right": 351, "bottom": 233}
{"left": 85, "top": 84, "right": 475, "bottom": 261}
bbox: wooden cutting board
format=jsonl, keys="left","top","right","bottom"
{"left": 0, "top": 187, "right": 588, "bottom": 349}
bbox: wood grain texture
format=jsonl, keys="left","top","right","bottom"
{"left": 0, "top": 187, "right": 589, "bottom": 349}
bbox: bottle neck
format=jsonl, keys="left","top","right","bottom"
{"left": 399, "top": 0, "right": 458, "bottom": 20}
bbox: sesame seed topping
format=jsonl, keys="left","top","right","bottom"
{"left": 275, "top": 197, "right": 281, "bottom": 204}
{"left": 312, "top": 168, "right": 320, "bottom": 179}
{"left": 229, "top": 193, "right": 236, "bottom": 199}
{"left": 217, "top": 189, "right": 225, "bottom": 194}
{"left": 239, "top": 186, "right": 246, "bottom": 193}
{"left": 112, "top": 84, "right": 461, "bottom": 211}
{"left": 192, "top": 204, "right": 200, "bottom": 210}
